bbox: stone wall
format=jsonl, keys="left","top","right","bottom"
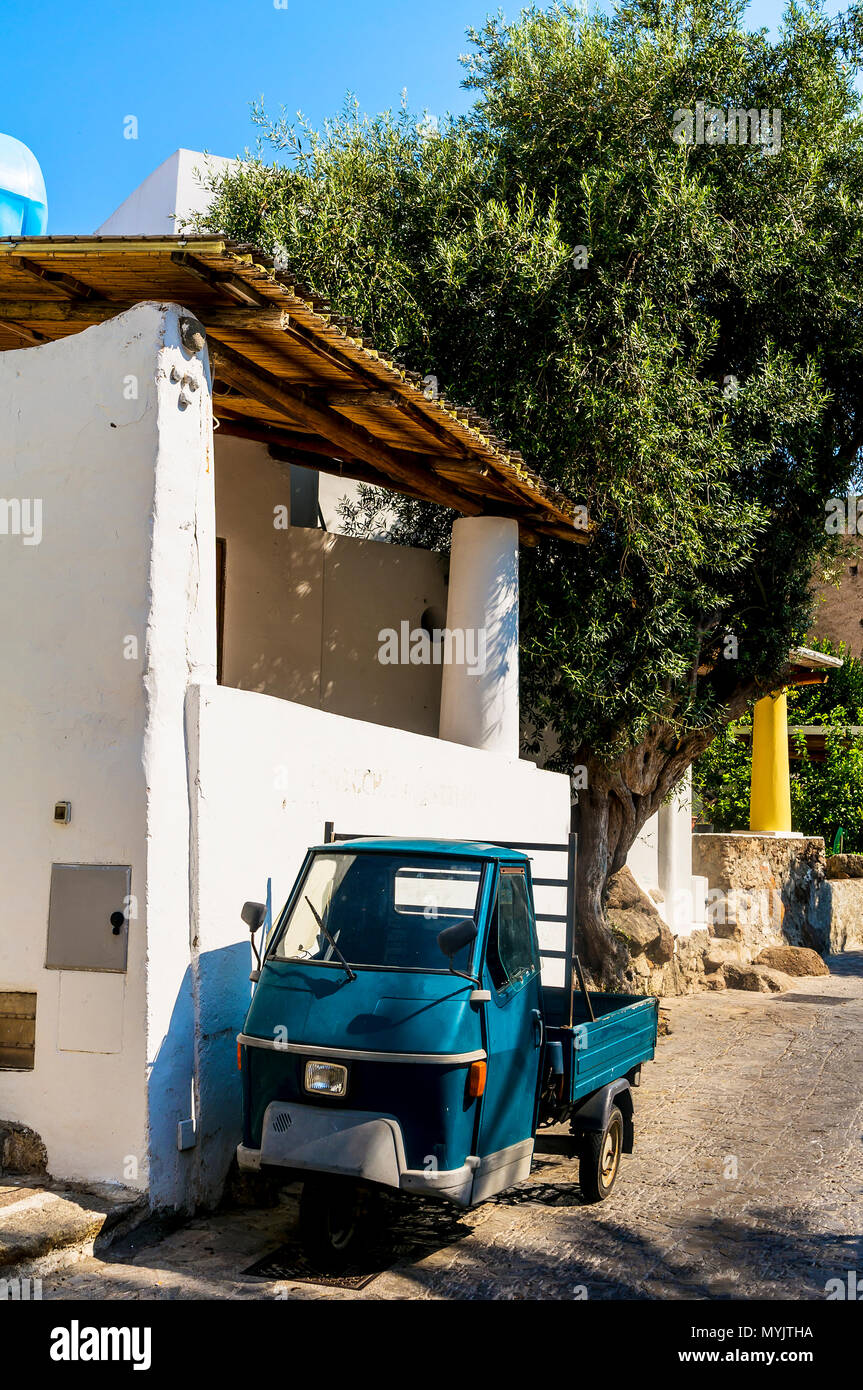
{"left": 606, "top": 833, "right": 837, "bottom": 999}
{"left": 824, "top": 855, "right": 863, "bottom": 951}
{"left": 692, "top": 833, "right": 830, "bottom": 954}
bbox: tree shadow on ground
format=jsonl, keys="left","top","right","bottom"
{"left": 385, "top": 1200, "right": 863, "bottom": 1301}
{"left": 33, "top": 1174, "right": 860, "bottom": 1303}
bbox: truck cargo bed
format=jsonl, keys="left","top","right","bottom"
{"left": 543, "top": 989, "right": 659, "bottom": 1104}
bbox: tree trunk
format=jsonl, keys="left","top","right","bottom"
{"left": 573, "top": 720, "right": 725, "bottom": 981}
{"left": 574, "top": 772, "right": 637, "bottom": 983}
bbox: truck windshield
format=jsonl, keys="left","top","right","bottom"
{"left": 268, "top": 852, "right": 483, "bottom": 972}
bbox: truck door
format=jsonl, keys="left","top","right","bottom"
{"left": 474, "top": 864, "right": 543, "bottom": 1198}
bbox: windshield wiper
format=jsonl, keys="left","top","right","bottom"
{"left": 305, "top": 896, "right": 357, "bottom": 981}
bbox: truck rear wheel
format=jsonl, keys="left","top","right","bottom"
{"left": 577, "top": 1105, "right": 623, "bottom": 1203}
{"left": 298, "top": 1176, "right": 379, "bottom": 1273}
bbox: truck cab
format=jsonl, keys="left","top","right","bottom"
{"left": 237, "top": 838, "right": 658, "bottom": 1269}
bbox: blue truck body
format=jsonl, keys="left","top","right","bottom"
{"left": 237, "top": 838, "right": 658, "bottom": 1223}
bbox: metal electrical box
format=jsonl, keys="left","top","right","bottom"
{"left": 45, "top": 864, "right": 131, "bottom": 972}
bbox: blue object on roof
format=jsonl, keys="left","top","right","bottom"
{"left": 0, "top": 134, "right": 47, "bottom": 236}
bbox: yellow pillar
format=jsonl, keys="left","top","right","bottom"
{"left": 749, "top": 691, "right": 792, "bottom": 833}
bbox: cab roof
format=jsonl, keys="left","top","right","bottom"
{"left": 309, "top": 837, "right": 530, "bottom": 862}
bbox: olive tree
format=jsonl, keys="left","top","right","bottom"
{"left": 196, "top": 0, "right": 863, "bottom": 975}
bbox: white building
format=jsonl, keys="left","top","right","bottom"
{"left": 0, "top": 228, "right": 596, "bottom": 1208}
{"left": 100, "top": 149, "right": 696, "bottom": 922}
{"left": 95, "top": 149, "right": 236, "bottom": 238}
{"left": 0, "top": 158, "right": 698, "bottom": 1209}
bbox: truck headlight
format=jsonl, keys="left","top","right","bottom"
{"left": 304, "top": 1060, "right": 348, "bottom": 1097}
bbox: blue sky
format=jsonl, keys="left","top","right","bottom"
{"left": 0, "top": 0, "right": 847, "bottom": 233}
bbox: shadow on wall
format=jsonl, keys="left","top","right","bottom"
{"left": 147, "top": 963, "right": 195, "bottom": 1211}
{"left": 219, "top": 514, "right": 448, "bottom": 736}
{"left": 148, "top": 941, "right": 250, "bottom": 1211}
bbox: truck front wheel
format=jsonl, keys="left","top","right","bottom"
{"left": 298, "top": 1176, "right": 379, "bottom": 1273}
{"left": 577, "top": 1105, "right": 623, "bottom": 1203}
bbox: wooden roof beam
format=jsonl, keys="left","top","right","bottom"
{"left": 170, "top": 251, "right": 268, "bottom": 307}
{"left": 213, "top": 417, "right": 571, "bottom": 541}
{"left": 9, "top": 256, "right": 99, "bottom": 301}
{"left": 216, "top": 417, "right": 451, "bottom": 508}
{"left": 181, "top": 298, "right": 472, "bottom": 460}
{"left": 0, "top": 320, "right": 48, "bottom": 346}
{"left": 0, "top": 299, "right": 117, "bottom": 322}
{"left": 215, "top": 413, "right": 511, "bottom": 502}
{"left": 208, "top": 338, "right": 483, "bottom": 516}
{"left": 325, "top": 389, "right": 403, "bottom": 409}
{"left": 268, "top": 312, "right": 473, "bottom": 460}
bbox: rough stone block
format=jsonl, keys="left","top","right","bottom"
{"left": 724, "top": 963, "right": 785, "bottom": 993}
{"left": 0, "top": 1120, "right": 48, "bottom": 1176}
{"left": 607, "top": 866, "right": 663, "bottom": 917}
{"left": 754, "top": 946, "right": 829, "bottom": 977}
{"left": 825, "top": 879, "right": 863, "bottom": 951}
{"left": 710, "top": 916, "right": 745, "bottom": 942}
{"left": 609, "top": 909, "right": 659, "bottom": 954}
{"left": 751, "top": 966, "right": 794, "bottom": 992}
{"left": 825, "top": 853, "right": 863, "bottom": 880}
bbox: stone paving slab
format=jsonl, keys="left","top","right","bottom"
{"left": 23, "top": 952, "right": 863, "bottom": 1301}
{"left": 0, "top": 1179, "right": 145, "bottom": 1270}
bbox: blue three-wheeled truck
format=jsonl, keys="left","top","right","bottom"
{"left": 236, "top": 838, "right": 658, "bottom": 1270}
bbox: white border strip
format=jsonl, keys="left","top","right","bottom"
{"left": 237, "top": 1032, "right": 486, "bottom": 1065}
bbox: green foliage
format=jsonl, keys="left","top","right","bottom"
{"left": 791, "top": 714, "right": 863, "bottom": 847}
{"left": 692, "top": 716, "right": 754, "bottom": 827}
{"left": 195, "top": 0, "right": 863, "bottom": 776}
{"left": 694, "top": 641, "right": 863, "bottom": 847}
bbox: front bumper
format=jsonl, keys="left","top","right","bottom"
{"left": 237, "top": 1100, "right": 480, "bottom": 1206}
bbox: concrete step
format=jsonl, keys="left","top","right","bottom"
{"left": 0, "top": 1176, "right": 145, "bottom": 1271}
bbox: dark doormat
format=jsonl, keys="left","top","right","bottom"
{"left": 242, "top": 1194, "right": 472, "bottom": 1290}
{"left": 242, "top": 1248, "right": 388, "bottom": 1290}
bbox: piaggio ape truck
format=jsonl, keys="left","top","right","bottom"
{"left": 236, "top": 838, "right": 658, "bottom": 1270}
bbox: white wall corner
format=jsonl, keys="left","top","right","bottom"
{"left": 0, "top": 306, "right": 181, "bottom": 1190}
{"left": 141, "top": 303, "right": 217, "bottom": 1209}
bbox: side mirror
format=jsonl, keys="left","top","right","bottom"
{"left": 241, "top": 901, "right": 267, "bottom": 933}
{"left": 437, "top": 917, "right": 477, "bottom": 961}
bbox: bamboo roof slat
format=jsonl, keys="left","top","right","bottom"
{"left": 0, "top": 235, "right": 591, "bottom": 543}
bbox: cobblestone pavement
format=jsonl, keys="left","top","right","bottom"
{"left": 37, "top": 953, "right": 863, "bottom": 1301}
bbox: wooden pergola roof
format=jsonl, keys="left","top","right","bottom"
{"left": 736, "top": 726, "right": 861, "bottom": 762}
{"left": 782, "top": 646, "right": 844, "bottom": 687}
{"left": 0, "top": 235, "right": 590, "bottom": 545}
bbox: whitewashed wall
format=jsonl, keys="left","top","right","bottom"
{"left": 626, "top": 774, "right": 702, "bottom": 936}
{"left": 186, "top": 684, "right": 571, "bottom": 1206}
{"left": 95, "top": 149, "right": 236, "bottom": 236}
{"left": 627, "top": 814, "right": 660, "bottom": 896}
{"left": 0, "top": 302, "right": 215, "bottom": 1198}
{"left": 140, "top": 306, "right": 216, "bottom": 1207}
{"left": 0, "top": 298, "right": 572, "bottom": 1212}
